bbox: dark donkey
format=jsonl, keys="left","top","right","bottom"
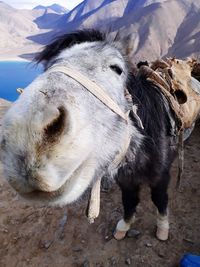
{"left": 1, "top": 30, "right": 200, "bottom": 241}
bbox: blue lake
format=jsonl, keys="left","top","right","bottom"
{"left": 0, "top": 61, "right": 43, "bottom": 101}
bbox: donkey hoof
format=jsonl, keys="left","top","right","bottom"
{"left": 156, "top": 227, "right": 169, "bottom": 241}
{"left": 113, "top": 229, "right": 127, "bottom": 240}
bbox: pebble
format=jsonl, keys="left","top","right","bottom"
{"left": 47, "top": 210, "right": 53, "bottom": 215}
{"left": 82, "top": 259, "right": 90, "bottom": 267}
{"left": 73, "top": 247, "right": 82, "bottom": 252}
{"left": 125, "top": 257, "right": 131, "bottom": 265}
{"left": 127, "top": 229, "right": 141, "bottom": 238}
{"left": 105, "top": 234, "right": 112, "bottom": 241}
{"left": 157, "top": 251, "right": 165, "bottom": 258}
{"left": 110, "top": 256, "right": 117, "bottom": 266}
{"left": 39, "top": 240, "right": 53, "bottom": 249}
{"left": 0, "top": 228, "right": 8, "bottom": 233}
{"left": 183, "top": 238, "right": 194, "bottom": 244}
{"left": 13, "top": 236, "right": 21, "bottom": 242}
{"left": 145, "top": 242, "right": 153, "bottom": 247}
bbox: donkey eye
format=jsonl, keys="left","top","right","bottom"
{"left": 110, "top": 65, "right": 123, "bottom": 75}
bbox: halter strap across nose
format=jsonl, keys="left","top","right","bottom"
{"left": 47, "top": 65, "right": 129, "bottom": 123}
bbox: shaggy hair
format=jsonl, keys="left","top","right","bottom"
{"left": 118, "top": 73, "right": 175, "bottom": 185}
{"left": 36, "top": 29, "right": 106, "bottom": 69}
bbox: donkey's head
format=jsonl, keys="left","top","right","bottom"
{"left": 0, "top": 30, "right": 136, "bottom": 205}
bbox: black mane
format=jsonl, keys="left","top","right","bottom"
{"left": 35, "top": 29, "right": 105, "bottom": 64}
{"left": 127, "top": 73, "right": 171, "bottom": 140}
{"left": 137, "top": 61, "right": 149, "bottom": 69}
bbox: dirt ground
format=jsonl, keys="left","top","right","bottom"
{"left": 0, "top": 101, "right": 199, "bottom": 267}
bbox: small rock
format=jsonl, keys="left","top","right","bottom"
{"left": 44, "top": 240, "right": 53, "bottom": 249}
{"left": 158, "top": 252, "right": 165, "bottom": 258}
{"left": 13, "top": 236, "right": 21, "bottom": 243}
{"left": 110, "top": 256, "right": 117, "bottom": 266}
{"left": 82, "top": 259, "right": 90, "bottom": 267}
{"left": 145, "top": 242, "right": 153, "bottom": 247}
{"left": 183, "top": 238, "right": 194, "bottom": 244}
{"left": 73, "top": 247, "right": 82, "bottom": 252}
{"left": 125, "top": 257, "right": 131, "bottom": 265}
{"left": 127, "top": 229, "right": 141, "bottom": 238}
{"left": 157, "top": 250, "right": 165, "bottom": 258}
{"left": 39, "top": 240, "right": 53, "bottom": 249}
{"left": 47, "top": 210, "right": 53, "bottom": 215}
{"left": 105, "top": 234, "right": 112, "bottom": 241}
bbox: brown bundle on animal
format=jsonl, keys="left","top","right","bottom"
{"left": 192, "top": 61, "right": 200, "bottom": 82}
{"left": 137, "top": 58, "right": 200, "bottom": 130}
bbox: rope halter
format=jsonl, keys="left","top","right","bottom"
{"left": 47, "top": 65, "right": 134, "bottom": 223}
{"left": 47, "top": 65, "right": 130, "bottom": 123}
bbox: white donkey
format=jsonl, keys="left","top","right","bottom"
{"left": 1, "top": 30, "right": 200, "bottom": 241}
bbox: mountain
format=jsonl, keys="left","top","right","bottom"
{"left": 54, "top": 0, "right": 200, "bottom": 61}
{"left": 167, "top": 4, "right": 200, "bottom": 58}
{"left": 0, "top": 0, "right": 200, "bottom": 61}
{"left": 48, "top": 4, "right": 69, "bottom": 14}
{"left": 0, "top": 1, "right": 67, "bottom": 60}
{"left": 0, "top": 2, "right": 38, "bottom": 49}
{"left": 33, "top": 5, "right": 46, "bottom": 10}
{"left": 33, "top": 4, "right": 68, "bottom": 14}
{"left": 57, "top": 0, "right": 127, "bottom": 30}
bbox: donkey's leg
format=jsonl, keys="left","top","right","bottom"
{"left": 150, "top": 171, "right": 170, "bottom": 241}
{"left": 114, "top": 184, "right": 140, "bottom": 240}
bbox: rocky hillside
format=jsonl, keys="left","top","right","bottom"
{"left": 0, "top": 0, "right": 200, "bottom": 61}
{"left": 54, "top": 0, "right": 200, "bottom": 61}
{"left": 33, "top": 4, "right": 69, "bottom": 14}
{"left": 0, "top": 2, "right": 38, "bottom": 49}
{"left": 0, "top": 1, "right": 67, "bottom": 59}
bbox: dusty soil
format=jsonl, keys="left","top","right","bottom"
{"left": 0, "top": 100, "right": 199, "bottom": 267}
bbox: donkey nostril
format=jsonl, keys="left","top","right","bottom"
{"left": 43, "top": 106, "right": 66, "bottom": 144}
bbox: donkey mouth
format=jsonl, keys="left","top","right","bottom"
{"left": 20, "top": 178, "right": 67, "bottom": 202}
{"left": 9, "top": 156, "right": 94, "bottom": 205}
{"left": 21, "top": 186, "right": 64, "bottom": 201}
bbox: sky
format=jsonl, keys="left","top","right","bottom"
{"left": 4, "top": 0, "right": 83, "bottom": 10}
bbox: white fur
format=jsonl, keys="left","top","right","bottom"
{"left": 156, "top": 210, "right": 169, "bottom": 230}
{"left": 116, "top": 216, "right": 136, "bottom": 232}
{"left": 156, "top": 210, "right": 169, "bottom": 241}
{"left": 0, "top": 40, "right": 141, "bottom": 206}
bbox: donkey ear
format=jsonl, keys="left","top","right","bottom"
{"left": 113, "top": 32, "right": 139, "bottom": 59}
